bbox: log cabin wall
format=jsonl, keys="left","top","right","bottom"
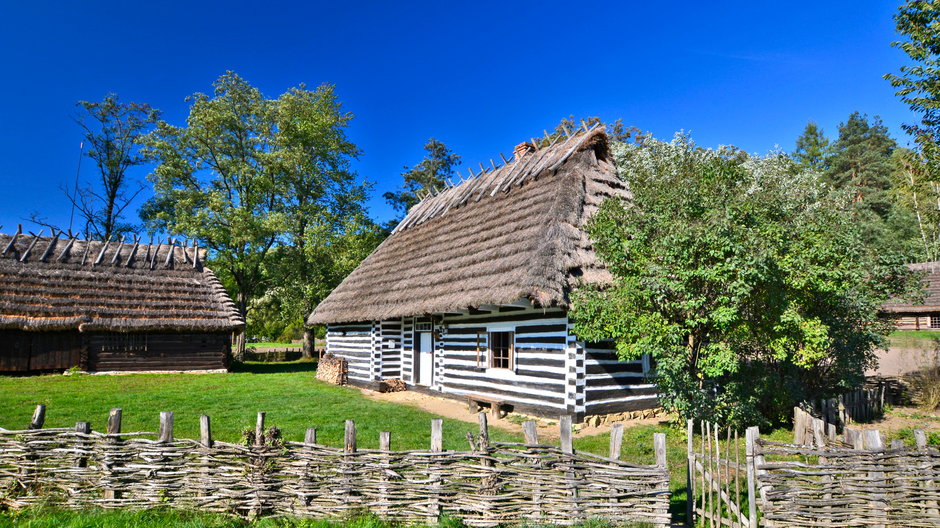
{"left": 894, "top": 313, "right": 940, "bottom": 331}
{"left": 85, "top": 332, "right": 230, "bottom": 371}
{"left": 581, "top": 340, "right": 657, "bottom": 416}
{"left": 324, "top": 323, "right": 373, "bottom": 383}
{"left": 379, "top": 319, "right": 402, "bottom": 379}
{"left": 0, "top": 330, "right": 81, "bottom": 372}
{"left": 435, "top": 307, "right": 571, "bottom": 416}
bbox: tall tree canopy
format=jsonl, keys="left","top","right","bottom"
{"left": 141, "top": 72, "right": 373, "bottom": 355}
{"left": 33, "top": 94, "right": 159, "bottom": 240}
{"left": 383, "top": 138, "right": 461, "bottom": 221}
{"left": 886, "top": 0, "right": 940, "bottom": 165}
{"left": 792, "top": 121, "right": 830, "bottom": 172}
{"left": 570, "top": 134, "right": 916, "bottom": 426}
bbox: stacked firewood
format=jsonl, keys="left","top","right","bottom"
{"left": 316, "top": 354, "right": 347, "bottom": 385}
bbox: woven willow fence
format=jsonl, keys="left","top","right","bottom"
{"left": 0, "top": 406, "right": 670, "bottom": 526}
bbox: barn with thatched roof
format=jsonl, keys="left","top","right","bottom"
{"left": 0, "top": 230, "right": 243, "bottom": 372}
{"left": 308, "top": 126, "right": 656, "bottom": 422}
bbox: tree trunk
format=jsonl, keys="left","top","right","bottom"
{"left": 234, "top": 330, "right": 247, "bottom": 362}
{"left": 302, "top": 327, "right": 314, "bottom": 359}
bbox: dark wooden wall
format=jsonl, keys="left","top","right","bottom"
{"left": 86, "top": 332, "right": 230, "bottom": 372}
{"left": 0, "top": 330, "right": 81, "bottom": 372}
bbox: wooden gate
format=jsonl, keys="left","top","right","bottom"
{"left": 687, "top": 420, "right": 757, "bottom": 528}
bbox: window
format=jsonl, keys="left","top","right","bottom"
{"left": 488, "top": 331, "right": 514, "bottom": 369}
{"left": 931, "top": 315, "right": 940, "bottom": 329}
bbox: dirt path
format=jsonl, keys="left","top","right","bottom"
{"left": 359, "top": 387, "right": 666, "bottom": 438}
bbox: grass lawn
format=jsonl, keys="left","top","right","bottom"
{"left": 888, "top": 330, "right": 940, "bottom": 348}
{"left": 0, "top": 361, "right": 519, "bottom": 449}
{"left": 245, "top": 342, "right": 303, "bottom": 349}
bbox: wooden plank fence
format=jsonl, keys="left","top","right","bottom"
{"left": 687, "top": 420, "right": 754, "bottom": 528}
{"left": 0, "top": 405, "right": 671, "bottom": 526}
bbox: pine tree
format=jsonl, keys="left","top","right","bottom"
{"left": 792, "top": 121, "right": 830, "bottom": 171}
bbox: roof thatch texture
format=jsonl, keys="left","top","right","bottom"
{"left": 0, "top": 234, "right": 243, "bottom": 332}
{"left": 308, "top": 127, "right": 628, "bottom": 324}
{"left": 883, "top": 261, "right": 940, "bottom": 313}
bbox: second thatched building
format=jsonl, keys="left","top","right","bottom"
{"left": 308, "top": 126, "right": 657, "bottom": 422}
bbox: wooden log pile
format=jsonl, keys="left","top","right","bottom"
{"left": 0, "top": 406, "right": 671, "bottom": 526}
{"left": 315, "top": 354, "right": 347, "bottom": 385}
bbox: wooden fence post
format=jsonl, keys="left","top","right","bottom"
{"left": 477, "top": 412, "right": 497, "bottom": 525}
{"left": 521, "top": 420, "right": 543, "bottom": 520}
{"left": 522, "top": 420, "right": 538, "bottom": 446}
{"left": 29, "top": 404, "right": 45, "bottom": 430}
{"left": 686, "top": 420, "right": 694, "bottom": 528}
{"left": 865, "top": 429, "right": 887, "bottom": 528}
{"left": 158, "top": 412, "right": 173, "bottom": 443}
{"left": 745, "top": 426, "right": 758, "bottom": 528}
{"left": 914, "top": 430, "right": 938, "bottom": 517}
{"left": 654, "top": 433, "right": 666, "bottom": 468}
{"left": 255, "top": 412, "right": 266, "bottom": 446}
{"left": 559, "top": 416, "right": 573, "bottom": 454}
{"left": 380, "top": 431, "right": 391, "bottom": 517}
{"left": 104, "top": 408, "right": 122, "bottom": 502}
{"left": 200, "top": 415, "right": 213, "bottom": 447}
{"left": 74, "top": 421, "right": 91, "bottom": 468}
{"left": 304, "top": 427, "right": 316, "bottom": 444}
{"left": 344, "top": 420, "right": 356, "bottom": 452}
{"left": 429, "top": 419, "right": 443, "bottom": 521}
{"left": 609, "top": 423, "right": 624, "bottom": 460}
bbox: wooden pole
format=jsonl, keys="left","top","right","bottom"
{"left": 431, "top": 418, "right": 443, "bottom": 452}
{"left": 200, "top": 415, "right": 213, "bottom": 447}
{"left": 304, "top": 427, "right": 317, "bottom": 445}
{"left": 158, "top": 411, "right": 173, "bottom": 443}
{"left": 104, "top": 408, "right": 122, "bottom": 501}
{"left": 654, "top": 433, "right": 666, "bottom": 468}
{"left": 864, "top": 429, "right": 886, "bottom": 528}
{"left": 609, "top": 423, "right": 624, "bottom": 460}
{"left": 522, "top": 420, "right": 538, "bottom": 446}
{"left": 559, "top": 416, "right": 573, "bottom": 454}
{"left": 255, "top": 412, "right": 266, "bottom": 447}
{"left": 75, "top": 421, "right": 91, "bottom": 468}
{"left": 380, "top": 431, "right": 391, "bottom": 451}
{"left": 107, "top": 408, "right": 122, "bottom": 437}
{"left": 29, "top": 404, "right": 45, "bottom": 430}
{"left": 344, "top": 420, "right": 356, "bottom": 452}
{"left": 745, "top": 426, "right": 758, "bottom": 528}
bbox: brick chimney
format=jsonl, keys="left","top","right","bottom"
{"left": 513, "top": 142, "right": 535, "bottom": 161}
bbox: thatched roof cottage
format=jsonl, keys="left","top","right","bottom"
{"left": 309, "top": 126, "right": 656, "bottom": 422}
{"left": 0, "top": 231, "right": 243, "bottom": 372}
{"left": 883, "top": 261, "right": 940, "bottom": 331}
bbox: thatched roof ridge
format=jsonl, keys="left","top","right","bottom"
{"left": 0, "top": 233, "right": 243, "bottom": 332}
{"left": 309, "top": 126, "right": 628, "bottom": 324}
{"left": 884, "top": 261, "right": 940, "bottom": 313}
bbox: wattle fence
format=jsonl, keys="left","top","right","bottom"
{"left": 0, "top": 406, "right": 671, "bottom": 526}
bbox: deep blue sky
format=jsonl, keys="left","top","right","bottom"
{"left": 0, "top": 1, "right": 917, "bottom": 233}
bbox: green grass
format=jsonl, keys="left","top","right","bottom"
{"left": 0, "top": 362, "right": 517, "bottom": 449}
{"left": 888, "top": 330, "right": 940, "bottom": 348}
{"left": 245, "top": 342, "right": 302, "bottom": 349}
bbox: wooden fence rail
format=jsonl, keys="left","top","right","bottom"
{"left": 0, "top": 406, "right": 671, "bottom": 526}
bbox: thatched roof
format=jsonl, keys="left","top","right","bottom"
{"left": 883, "top": 262, "right": 940, "bottom": 313}
{"left": 0, "top": 232, "right": 243, "bottom": 332}
{"left": 309, "top": 126, "right": 628, "bottom": 324}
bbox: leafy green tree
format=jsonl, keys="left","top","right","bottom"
{"left": 142, "top": 72, "right": 370, "bottom": 358}
{"left": 569, "top": 133, "right": 916, "bottom": 426}
{"left": 383, "top": 139, "right": 461, "bottom": 221}
{"left": 886, "top": 0, "right": 940, "bottom": 164}
{"left": 33, "top": 94, "right": 159, "bottom": 240}
{"left": 892, "top": 147, "right": 940, "bottom": 261}
{"left": 792, "top": 121, "right": 830, "bottom": 171}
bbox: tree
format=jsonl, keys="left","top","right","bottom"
{"left": 886, "top": 0, "right": 940, "bottom": 164}
{"left": 792, "top": 121, "right": 830, "bottom": 171}
{"left": 824, "top": 112, "right": 918, "bottom": 253}
{"left": 569, "top": 133, "right": 917, "bottom": 426}
{"left": 383, "top": 138, "right": 461, "bottom": 221}
{"left": 892, "top": 147, "right": 940, "bottom": 261}
{"left": 33, "top": 94, "right": 159, "bottom": 239}
{"left": 142, "top": 72, "right": 369, "bottom": 358}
